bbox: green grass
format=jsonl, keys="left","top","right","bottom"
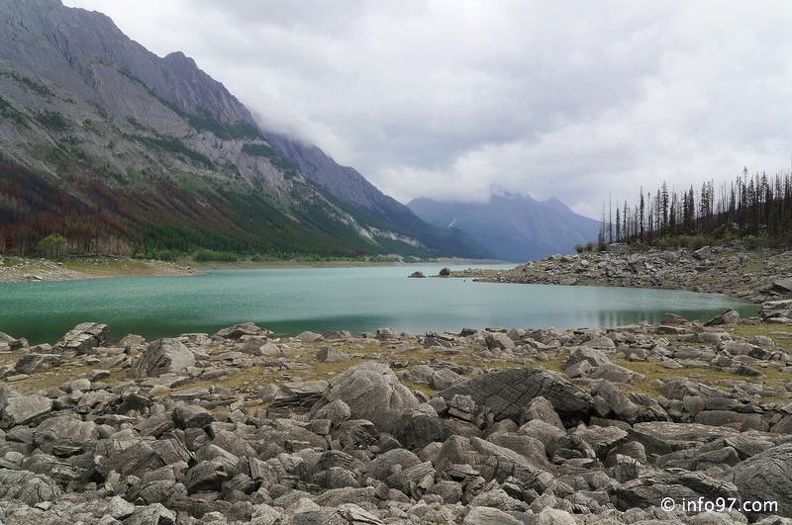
{"left": 0, "top": 256, "right": 23, "bottom": 267}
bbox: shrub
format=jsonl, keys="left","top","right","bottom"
{"left": 194, "top": 249, "right": 238, "bottom": 262}
{"left": 37, "top": 234, "right": 67, "bottom": 258}
{"left": 439, "top": 267, "right": 451, "bottom": 277}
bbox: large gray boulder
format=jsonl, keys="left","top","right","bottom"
{"left": 309, "top": 362, "right": 419, "bottom": 433}
{"left": 439, "top": 367, "right": 593, "bottom": 423}
{"left": 630, "top": 421, "right": 738, "bottom": 456}
{"left": 611, "top": 471, "right": 740, "bottom": 512}
{"left": 733, "top": 443, "right": 792, "bottom": 521}
{"left": 33, "top": 415, "right": 99, "bottom": 456}
{"left": 56, "top": 322, "right": 109, "bottom": 354}
{"left": 135, "top": 338, "right": 196, "bottom": 377}
{"left": 0, "top": 470, "right": 62, "bottom": 505}
{"left": 2, "top": 393, "right": 53, "bottom": 428}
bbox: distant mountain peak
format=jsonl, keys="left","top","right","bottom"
{"left": 408, "top": 194, "right": 600, "bottom": 262}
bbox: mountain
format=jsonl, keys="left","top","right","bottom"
{"left": 0, "top": 0, "right": 486, "bottom": 259}
{"left": 259, "top": 131, "right": 490, "bottom": 259}
{"left": 408, "top": 192, "right": 601, "bottom": 262}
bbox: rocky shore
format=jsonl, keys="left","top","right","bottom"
{"left": 1, "top": 317, "right": 792, "bottom": 524}
{"left": 454, "top": 245, "right": 792, "bottom": 304}
{"left": 0, "top": 257, "right": 197, "bottom": 284}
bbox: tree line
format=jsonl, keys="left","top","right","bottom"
{"left": 598, "top": 167, "right": 792, "bottom": 248}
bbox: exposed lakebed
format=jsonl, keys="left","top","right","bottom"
{"left": 0, "top": 265, "right": 756, "bottom": 344}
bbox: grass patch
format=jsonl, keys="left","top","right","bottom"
{"left": 9, "top": 364, "right": 127, "bottom": 395}
{"left": 732, "top": 323, "right": 792, "bottom": 352}
{"left": 0, "top": 256, "right": 23, "bottom": 267}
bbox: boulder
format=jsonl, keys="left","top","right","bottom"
{"left": 33, "top": 415, "right": 99, "bottom": 456}
{"left": 733, "top": 443, "right": 792, "bottom": 521}
{"left": 462, "top": 506, "right": 523, "bottom": 525}
{"left": 485, "top": 332, "right": 516, "bottom": 351}
{"left": 393, "top": 410, "right": 452, "bottom": 450}
{"left": 375, "top": 327, "right": 398, "bottom": 340}
{"left": 692, "top": 245, "right": 712, "bottom": 260}
{"left": 519, "top": 396, "right": 564, "bottom": 429}
{"left": 55, "top": 322, "right": 109, "bottom": 354}
{"left": 534, "top": 508, "right": 577, "bottom": 525}
{"left": 565, "top": 346, "right": 610, "bottom": 370}
{"left": 760, "top": 299, "right": 792, "bottom": 322}
{"left": 439, "top": 367, "right": 593, "bottom": 424}
{"left": 172, "top": 404, "right": 215, "bottom": 429}
{"left": 296, "top": 331, "right": 323, "bottom": 343}
{"left": 13, "top": 351, "right": 61, "bottom": 374}
{"left": 704, "top": 308, "right": 741, "bottom": 326}
{"left": 0, "top": 469, "right": 62, "bottom": 505}
{"left": 135, "top": 338, "right": 196, "bottom": 377}
{"left": 312, "top": 398, "right": 352, "bottom": 427}
{"left": 309, "top": 362, "right": 419, "bottom": 433}
{"left": 315, "top": 346, "right": 350, "bottom": 363}
{"left": 430, "top": 368, "right": 464, "bottom": 390}
{"left": 215, "top": 322, "right": 269, "bottom": 339}
{"left": 435, "top": 435, "right": 555, "bottom": 491}
{"left": 772, "top": 278, "right": 792, "bottom": 294}
{"left": 2, "top": 394, "right": 53, "bottom": 427}
{"left": 629, "top": 421, "right": 738, "bottom": 456}
{"left": 611, "top": 471, "right": 739, "bottom": 512}
{"left": 365, "top": 448, "right": 422, "bottom": 481}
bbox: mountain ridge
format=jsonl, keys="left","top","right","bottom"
{"left": 0, "top": 0, "right": 487, "bottom": 259}
{"left": 408, "top": 192, "right": 600, "bottom": 262}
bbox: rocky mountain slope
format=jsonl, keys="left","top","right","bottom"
{"left": 0, "top": 317, "right": 791, "bottom": 523}
{"left": 0, "top": 0, "right": 485, "bottom": 259}
{"left": 408, "top": 192, "right": 600, "bottom": 262}
{"left": 261, "top": 131, "right": 491, "bottom": 259}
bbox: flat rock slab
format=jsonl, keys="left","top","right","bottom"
{"left": 630, "top": 421, "right": 739, "bottom": 455}
{"left": 439, "top": 367, "right": 593, "bottom": 423}
{"left": 3, "top": 394, "right": 53, "bottom": 427}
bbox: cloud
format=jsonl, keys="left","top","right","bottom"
{"left": 63, "top": 0, "right": 792, "bottom": 218}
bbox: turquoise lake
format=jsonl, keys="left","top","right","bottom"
{"left": 0, "top": 265, "right": 758, "bottom": 344}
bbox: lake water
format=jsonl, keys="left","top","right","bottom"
{"left": 0, "top": 265, "right": 757, "bottom": 344}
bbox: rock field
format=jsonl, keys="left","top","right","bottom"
{"left": 0, "top": 313, "right": 792, "bottom": 524}
{"left": 456, "top": 244, "right": 792, "bottom": 304}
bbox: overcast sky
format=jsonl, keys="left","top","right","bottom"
{"left": 62, "top": 0, "right": 792, "bottom": 219}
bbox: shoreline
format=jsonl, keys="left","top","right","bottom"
{"left": 451, "top": 244, "right": 792, "bottom": 305}
{"left": 0, "top": 255, "right": 507, "bottom": 284}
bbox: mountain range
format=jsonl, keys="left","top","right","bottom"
{"left": 408, "top": 193, "right": 600, "bottom": 262}
{"left": 0, "top": 0, "right": 488, "bottom": 259}
{"left": 0, "top": 0, "right": 596, "bottom": 262}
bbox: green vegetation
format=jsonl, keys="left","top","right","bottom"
{"left": 0, "top": 70, "right": 54, "bottom": 99}
{"left": 0, "top": 256, "right": 22, "bottom": 267}
{"left": 187, "top": 112, "right": 259, "bottom": 140}
{"left": 601, "top": 169, "right": 792, "bottom": 248}
{"left": 439, "top": 267, "right": 451, "bottom": 277}
{"left": 35, "top": 110, "right": 71, "bottom": 131}
{"left": 126, "top": 133, "right": 213, "bottom": 168}
{"left": 0, "top": 95, "right": 30, "bottom": 128}
{"left": 37, "top": 234, "right": 67, "bottom": 258}
{"left": 193, "top": 249, "right": 238, "bottom": 262}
